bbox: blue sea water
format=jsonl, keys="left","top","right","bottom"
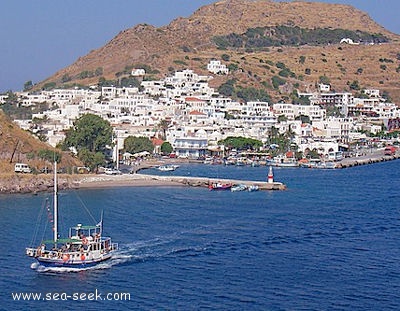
{"left": 0, "top": 161, "right": 400, "bottom": 310}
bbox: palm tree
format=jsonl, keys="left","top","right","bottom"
{"left": 157, "top": 119, "right": 170, "bottom": 140}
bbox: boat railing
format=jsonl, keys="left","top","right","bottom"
{"left": 26, "top": 247, "right": 38, "bottom": 257}
{"left": 111, "top": 242, "right": 119, "bottom": 251}
{"left": 26, "top": 247, "right": 66, "bottom": 259}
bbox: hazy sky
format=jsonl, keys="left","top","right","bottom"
{"left": 1, "top": 0, "right": 399, "bottom": 93}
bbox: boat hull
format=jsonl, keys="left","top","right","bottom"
{"left": 35, "top": 253, "right": 113, "bottom": 269}
{"left": 208, "top": 183, "right": 232, "bottom": 190}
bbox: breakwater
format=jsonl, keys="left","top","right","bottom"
{"left": 150, "top": 175, "right": 287, "bottom": 190}
{"left": 336, "top": 153, "right": 400, "bottom": 168}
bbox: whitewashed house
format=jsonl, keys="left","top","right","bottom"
{"left": 131, "top": 68, "right": 145, "bottom": 76}
{"left": 207, "top": 60, "right": 229, "bottom": 75}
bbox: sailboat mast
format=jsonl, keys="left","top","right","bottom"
{"left": 53, "top": 161, "right": 58, "bottom": 245}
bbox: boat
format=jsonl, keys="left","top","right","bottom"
{"left": 26, "top": 162, "right": 118, "bottom": 269}
{"left": 299, "top": 159, "right": 336, "bottom": 169}
{"left": 248, "top": 185, "right": 259, "bottom": 192}
{"left": 157, "top": 164, "right": 179, "bottom": 171}
{"left": 317, "top": 161, "right": 336, "bottom": 169}
{"left": 208, "top": 182, "right": 232, "bottom": 190}
{"left": 231, "top": 184, "right": 247, "bottom": 192}
{"left": 266, "top": 154, "right": 298, "bottom": 167}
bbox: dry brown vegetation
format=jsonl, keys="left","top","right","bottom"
{"left": 37, "top": 0, "right": 400, "bottom": 102}
{"left": 0, "top": 111, "right": 81, "bottom": 175}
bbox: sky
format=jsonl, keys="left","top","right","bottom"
{"left": 1, "top": 0, "right": 399, "bottom": 93}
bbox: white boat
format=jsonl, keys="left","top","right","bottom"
{"left": 267, "top": 154, "right": 298, "bottom": 167}
{"left": 157, "top": 164, "right": 179, "bottom": 171}
{"left": 26, "top": 162, "right": 118, "bottom": 270}
{"left": 248, "top": 185, "right": 259, "bottom": 192}
{"left": 231, "top": 184, "right": 248, "bottom": 192}
{"left": 300, "top": 159, "right": 336, "bottom": 169}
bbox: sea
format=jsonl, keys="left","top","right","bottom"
{"left": 0, "top": 160, "right": 399, "bottom": 310}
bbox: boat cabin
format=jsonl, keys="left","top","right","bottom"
{"left": 70, "top": 223, "right": 101, "bottom": 241}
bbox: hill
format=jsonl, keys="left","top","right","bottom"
{"left": 38, "top": 0, "right": 400, "bottom": 102}
{"left": 0, "top": 110, "right": 81, "bottom": 175}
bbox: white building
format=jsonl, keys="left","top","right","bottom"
{"left": 207, "top": 60, "right": 229, "bottom": 75}
{"left": 318, "top": 83, "right": 331, "bottom": 92}
{"left": 293, "top": 104, "right": 326, "bottom": 121}
{"left": 273, "top": 102, "right": 295, "bottom": 120}
{"left": 131, "top": 68, "right": 145, "bottom": 76}
{"left": 312, "top": 117, "right": 352, "bottom": 143}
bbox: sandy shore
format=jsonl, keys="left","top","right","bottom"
{"left": 77, "top": 173, "right": 185, "bottom": 188}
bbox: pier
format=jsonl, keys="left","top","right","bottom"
{"left": 149, "top": 175, "right": 287, "bottom": 191}
{"left": 336, "top": 153, "right": 400, "bottom": 168}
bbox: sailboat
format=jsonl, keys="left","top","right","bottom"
{"left": 26, "top": 162, "right": 118, "bottom": 269}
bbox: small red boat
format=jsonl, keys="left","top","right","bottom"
{"left": 208, "top": 182, "right": 232, "bottom": 190}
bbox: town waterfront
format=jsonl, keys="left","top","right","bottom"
{"left": 1, "top": 160, "right": 399, "bottom": 310}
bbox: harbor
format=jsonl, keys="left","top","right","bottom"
{"left": 1, "top": 150, "right": 398, "bottom": 194}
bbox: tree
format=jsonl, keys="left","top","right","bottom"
{"left": 78, "top": 148, "right": 105, "bottom": 172}
{"left": 218, "top": 79, "right": 236, "bottom": 97}
{"left": 161, "top": 142, "right": 173, "bottom": 155}
{"left": 348, "top": 80, "right": 360, "bottom": 90}
{"left": 157, "top": 119, "right": 170, "bottom": 140}
{"left": 64, "top": 114, "right": 113, "bottom": 153}
{"left": 124, "top": 136, "right": 154, "bottom": 154}
{"left": 218, "top": 136, "right": 262, "bottom": 151}
{"left": 221, "top": 54, "right": 230, "bottom": 61}
{"left": 271, "top": 75, "right": 286, "bottom": 89}
{"left": 319, "top": 75, "right": 330, "bottom": 85}
{"left": 61, "top": 74, "right": 72, "bottom": 83}
{"left": 295, "top": 114, "right": 311, "bottom": 124}
{"left": 227, "top": 63, "right": 238, "bottom": 72}
{"left": 95, "top": 67, "right": 103, "bottom": 76}
{"left": 37, "top": 149, "right": 62, "bottom": 163}
{"left": 23, "top": 80, "right": 33, "bottom": 91}
{"left": 277, "top": 115, "right": 288, "bottom": 123}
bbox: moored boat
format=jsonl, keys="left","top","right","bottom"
{"left": 208, "top": 182, "right": 232, "bottom": 190}
{"left": 266, "top": 153, "right": 298, "bottom": 167}
{"left": 231, "top": 184, "right": 247, "bottom": 192}
{"left": 157, "top": 164, "right": 179, "bottom": 171}
{"left": 248, "top": 185, "right": 259, "bottom": 192}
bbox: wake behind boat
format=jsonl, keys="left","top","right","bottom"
{"left": 26, "top": 162, "right": 118, "bottom": 270}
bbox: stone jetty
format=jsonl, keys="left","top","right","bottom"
{"left": 336, "top": 153, "right": 400, "bottom": 168}
{"left": 148, "top": 175, "right": 287, "bottom": 190}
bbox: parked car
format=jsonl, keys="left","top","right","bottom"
{"left": 104, "top": 168, "right": 122, "bottom": 175}
{"left": 76, "top": 166, "right": 90, "bottom": 174}
{"left": 384, "top": 146, "right": 397, "bottom": 155}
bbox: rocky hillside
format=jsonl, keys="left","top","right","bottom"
{"left": 40, "top": 0, "right": 400, "bottom": 101}
{"left": 0, "top": 110, "right": 81, "bottom": 175}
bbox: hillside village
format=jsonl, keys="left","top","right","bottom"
{"left": 1, "top": 60, "right": 400, "bottom": 164}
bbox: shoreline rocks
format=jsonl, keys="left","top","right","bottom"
{"left": 0, "top": 174, "right": 81, "bottom": 194}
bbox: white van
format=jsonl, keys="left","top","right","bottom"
{"left": 14, "top": 163, "right": 31, "bottom": 173}
{"left": 327, "top": 151, "right": 343, "bottom": 162}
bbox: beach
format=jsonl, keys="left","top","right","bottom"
{"left": 77, "top": 173, "right": 186, "bottom": 188}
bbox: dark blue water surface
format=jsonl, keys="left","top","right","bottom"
{"left": 1, "top": 161, "right": 400, "bottom": 310}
